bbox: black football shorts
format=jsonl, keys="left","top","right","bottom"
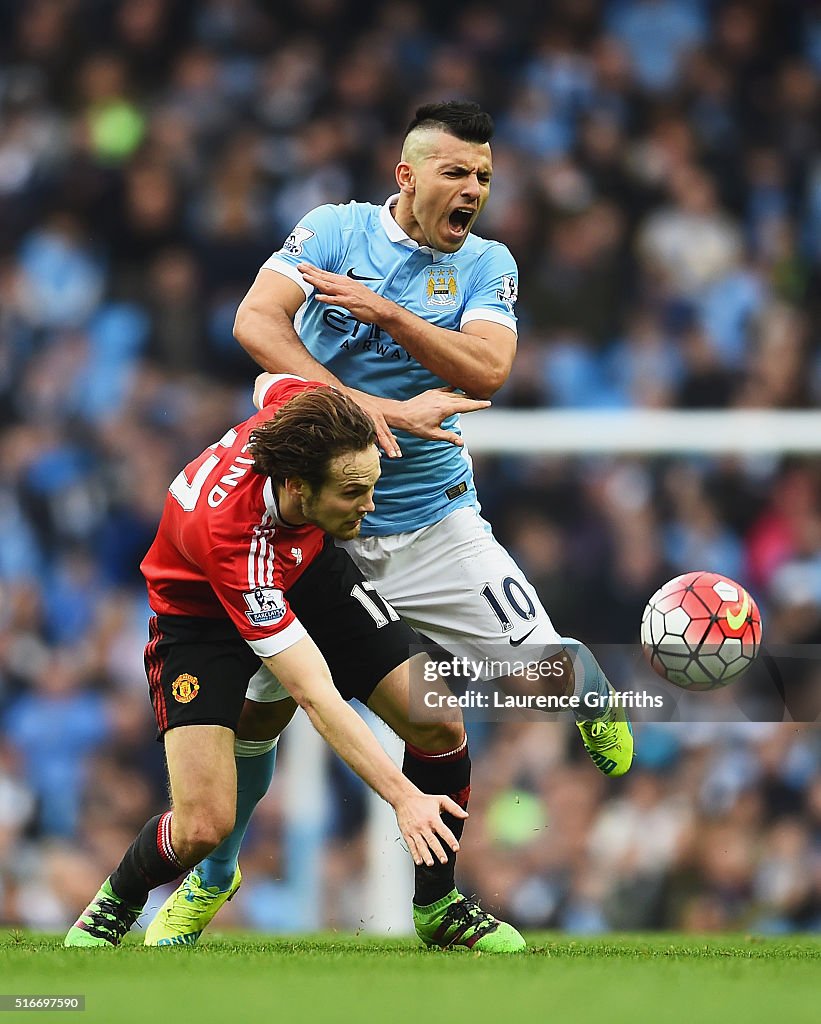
{"left": 144, "top": 540, "right": 421, "bottom": 736}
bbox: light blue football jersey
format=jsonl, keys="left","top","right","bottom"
{"left": 262, "top": 196, "right": 518, "bottom": 535}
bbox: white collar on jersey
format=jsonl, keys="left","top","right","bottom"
{"left": 379, "top": 194, "right": 451, "bottom": 260}
{"left": 262, "top": 477, "right": 300, "bottom": 529}
{"left": 262, "top": 478, "right": 281, "bottom": 522}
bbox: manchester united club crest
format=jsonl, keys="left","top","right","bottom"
{"left": 424, "top": 266, "right": 459, "bottom": 307}
{"left": 171, "top": 673, "right": 200, "bottom": 703}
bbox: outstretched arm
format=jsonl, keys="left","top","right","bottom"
{"left": 263, "top": 637, "right": 467, "bottom": 867}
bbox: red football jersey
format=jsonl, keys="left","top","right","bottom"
{"left": 141, "top": 375, "right": 330, "bottom": 658}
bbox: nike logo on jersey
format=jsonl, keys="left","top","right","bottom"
{"left": 347, "top": 268, "right": 381, "bottom": 281}
{"left": 509, "top": 626, "right": 538, "bottom": 646}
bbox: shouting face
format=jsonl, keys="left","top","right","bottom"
{"left": 394, "top": 129, "right": 493, "bottom": 253}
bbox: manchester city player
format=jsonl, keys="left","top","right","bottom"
{"left": 147, "top": 102, "right": 632, "bottom": 950}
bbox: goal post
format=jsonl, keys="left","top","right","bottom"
{"left": 459, "top": 409, "right": 821, "bottom": 455}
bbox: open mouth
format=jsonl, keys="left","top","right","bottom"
{"left": 448, "top": 208, "right": 474, "bottom": 235}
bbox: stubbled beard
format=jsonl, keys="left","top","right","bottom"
{"left": 301, "top": 494, "right": 361, "bottom": 538}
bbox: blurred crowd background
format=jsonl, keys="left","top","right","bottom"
{"left": 0, "top": 0, "right": 819, "bottom": 934}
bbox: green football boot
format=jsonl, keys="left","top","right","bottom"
{"left": 576, "top": 683, "right": 634, "bottom": 777}
{"left": 144, "top": 866, "right": 241, "bottom": 946}
{"left": 64, "top": 879, "right": 142, "bottom": 947}
{"left": 414, "top": 890, "right": 526, "bottom": 952}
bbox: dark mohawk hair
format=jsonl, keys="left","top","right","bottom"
{"left": 404, "top": 101, "right": 494, "bottom": 144}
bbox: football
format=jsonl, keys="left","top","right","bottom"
{"left": 641, "top": 571, "right": 763, "bottom": 690}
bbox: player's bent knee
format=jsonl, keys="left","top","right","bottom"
{"left": 173, "top": 807, "right": 236, "bottom": 857}
{"left": 187, "top": 822, "right": 234, "bottom": 860}
{"left": 405, "top": 719, "right": 465, "bottom": 754}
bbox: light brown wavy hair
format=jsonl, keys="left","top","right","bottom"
{"left": 249, "top": 387, "right": 376, "bottom": 490}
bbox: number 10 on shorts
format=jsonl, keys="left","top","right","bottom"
{"left": 481, "top": 577, "right": 536, "bottom": 631}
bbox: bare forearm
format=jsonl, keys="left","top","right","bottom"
{"left": 303, "top": 693, "right": 414, "bottom": 806}
{"left": 262, "top": 646, "right": 412, "bottom": 806}
{"left": 234, "top": 268, "right": 497, "bottom": 448}
{"left": 235, "top": 301, "right": 405, "bottom": 425}
{"left": 235, "top": 304, "right": 342, "bottom": 387}
{"left": 376, "top": 302, "right": 504, "bottom": 398}
{"left": 262, "top": 639, "right": 464, "bottom": 867}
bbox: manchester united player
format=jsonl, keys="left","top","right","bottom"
{"left": 66, "top": 373, "right": 524, "bottom": 951}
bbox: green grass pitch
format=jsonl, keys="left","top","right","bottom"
{"left": 2, "top": 932, "right": 818, "bottom": 1024}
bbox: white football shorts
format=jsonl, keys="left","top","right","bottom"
{"left": 247, "top": 506, "right": 561, "bottom": 701}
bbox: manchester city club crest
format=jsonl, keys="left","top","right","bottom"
{"left": 424, "top": 265, "right": 459, "bottom": 308}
